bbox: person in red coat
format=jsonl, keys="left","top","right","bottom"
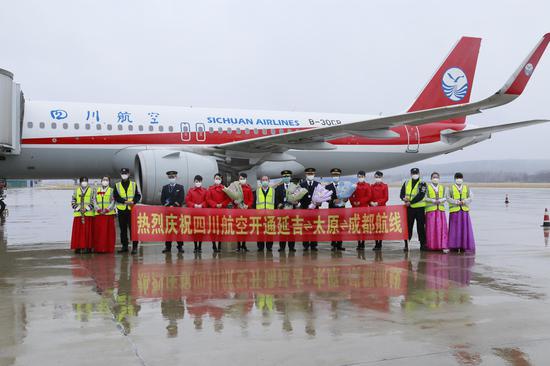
{"left": 350, "top": 170, "right": 372, "bottom": 250}
{"left": 206, "top": 173, "right": 231, "bottom": 252}
{"left": 186, "top": 175, "right": 208, "bottom": 253}
{"left": 236, "top": 172, "right": 254, "bottom": 252}
{"left": 371, "top": 171, "right": 389, "bottom": 251}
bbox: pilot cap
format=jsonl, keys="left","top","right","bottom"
{"left": 281, "top": 170, "right": 293, "bottom": 176}
{"left": 330, "top": 168, "right": 342, "bottom": 175}
{"left": 304, "top": 168, "right": 316, "bottom": 174}
{"left": 166, "top": 170, "right": 178, "bottom": 176}
{"left": 120, "top": 168, "right": 130, "bottom": 174}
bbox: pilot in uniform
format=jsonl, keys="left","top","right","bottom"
{"left": 161, "top": 170, "right": 186, "bottom": 253}
{"left": 325, "top": 168, "right": 345, "bottom": 251}
{"left": 275, "top": 170, "right": 296, "bottom": 252}
{"left": 299, "top": 167, "right": 319, "bottom": 251}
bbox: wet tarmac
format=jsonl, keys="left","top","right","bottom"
{"left": 1, "top": 187, "right": 550, "bottom": 365}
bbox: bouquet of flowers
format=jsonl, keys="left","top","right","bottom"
{"left": 223, "top": 181, "right": 244, "bottom": 208}
{"left": 335, "top": 181, "right": 356, "bottom": 207}
{"left": 285, "top": 182, "right": 308, "bottom": 207}
{"left": 309, "top": 184, "right": 333, "bottom": 209}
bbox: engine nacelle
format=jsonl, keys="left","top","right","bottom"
{"left": 135, "top": 150, "right": 219, "bottom": 204}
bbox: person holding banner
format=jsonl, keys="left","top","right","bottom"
{"left": 236, "top": 173, "right": 254, "bottom": 252}
{"left": 206, "top": 173, "right": 231, "bottom": 252}
{"left": 186, "top": 175, "right": 208, "bottom": 253}
{"left": 350, "top": 170, "right": 372, "bottom": 250}
{"left": 256, "top": 175, "right": 275, "bottom": 251}
{"left": 161, "top": 171, "right": 185, "bottom": 254}
{"left": 93, "top": 176, "right": 116, "bottom": 253}
{"left": 400, "top": 168, "right": 427, "bottom": 252}
{"left": 447, "top": 172, "right": 475, "bottom": 252}
{"left": 275, "top": 170, "right": 296, "bottom": 252}
{"left": 70, "top": 177, "right": 95, "bottom": 254}
{"left": 424, "top": 172, "right": 449, "bottom": 252}
{"left": 370, "top": 171, "right": 388, "bottom": 251}
{"left": 299, "top": 168, "right": 320, "bottom": 251}
{"left": 326, "top": 168, "right": 346, "bottom": 251}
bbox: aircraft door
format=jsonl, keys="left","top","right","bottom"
{"left": 405, "top": 125, "right": 420, "bottom": 153}
{"left": 196, "top": 122, "right": 206, "bottom": 142}
{"left": 180, "top": 122, "right": 191, "bottom": 142}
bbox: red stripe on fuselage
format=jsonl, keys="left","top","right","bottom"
{"left": 21, "top": 123, "right": 464, "bottom": 146}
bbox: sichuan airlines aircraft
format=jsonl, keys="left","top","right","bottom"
{"left": 0, "top": 34, "right": 549, "bottom": 203}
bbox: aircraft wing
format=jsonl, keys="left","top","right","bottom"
{"left": 215, "top": 33, "right": 550, "bottom": 154}
{"left": 441, "top": 119, "right": 550, "bottom": 143}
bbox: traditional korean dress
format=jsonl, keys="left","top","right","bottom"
{"left": 70, "top": 186, "right": 95, "bottom": 252}
{"left": 424, "top": 183, "right": 449, "bottom": 251}
{"left": 447, "top": 184, "right": 475, "bottom": 252}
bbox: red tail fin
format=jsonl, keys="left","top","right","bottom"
{"left": 408, "top": 36, "right": 481, "bottom": 124}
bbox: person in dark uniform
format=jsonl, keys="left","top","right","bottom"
{"left": 299, "top": 168, "right": 319, "bottom": 251}
{"left": 114, "top": 168, "right": 142, "bottom": 254}
{"left": 275, "top": 170, "right": 296, "bottom": 252}
{"left": 161, "top": 170, "right": 186, "bottom": 253}
{"left": 325, "top": 168, "right": 346, "bottom": 251}
{"left": 400, "top": 167, "right": 428, "bottom": 251}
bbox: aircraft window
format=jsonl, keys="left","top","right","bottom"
{"left": 227, "top": 127, "right": 232, "bottom": 134}
{"left": 279, "top": 129, "right": 284, "bottom": 134}
{"left": 27, "top": 122, "right": 33, "bottom": 128}
{"left": 236, "top": 128, "right": 241, "bottom": 134}
{"left": 128, "top": 125, "right": 133, "bottom": 131}
{"left": 51, "top": 122, "right": 57, "bottom": 129}
{"left": 159, "top": 125, "right": 164, "bottom": 132}
{"left": 149, "top": 125, "right": 154, "bottom": 131}
{"left": 262, "top": 129, "right": 267, "bottom": 135}
{"left": 96, "top": 124, "right": 102, "bottom": 130}
{"left": 253, "top": 128, "right": 258, "bottom": 134}
{"left": 85, "top": 124, "right": 91, "bottom": 130}
{"left": 74, "top": 123, "right": 79, "bottom": 130}
{"left": 39, "top": 122, "right": 45, "bottom": 129}
{"left": 245, "top": 128, "right": 250, "bottom": 134}
{"left": 107, "top": 124, "right": 112, "bottom": 131}
{"left": 168, "top": 126, "right": 174, "bottom": 132}
{"left": 62, "top": 123, "right": 68, "bottom": 129}
{"left": 218, "top": 127, "right": 223, "bottom": 133}
{"left": 138, "top": 125, "right": 144, "bottom": 131}
{"left": 118, "top": 124, "right": 123, "bottom": 131}
{"left": 209, "top": 127, "right": 214, "bottom": 133}
{"left": 271, "top": 129, "right": 276, "bottom": 134}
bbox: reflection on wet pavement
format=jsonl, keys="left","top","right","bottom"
{"left": 2, "top": 187, "right": 550, "bottom": 365}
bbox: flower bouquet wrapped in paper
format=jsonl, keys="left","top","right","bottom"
{"left": 309, "top": 184, "right": 333, "bottom": 209}
{"left": 223, "top": 181, "right": 244, "bottom": 208}
{"left": 335, "top": 181, "right": 356, "bottom": 207}
{"left": 285, "top": 182, "right": 308, "bottom": 208}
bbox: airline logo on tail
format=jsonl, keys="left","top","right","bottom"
{"left": 442, "top": 67, "right": 468, "bottom": 101}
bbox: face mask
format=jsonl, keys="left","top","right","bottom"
{"left": 101, "top": 180, "right": 109, "bottom": 187}
{"left": 261, "top": 181, "right": 269, "bottom": 187}
{"left": 411, "top": 174, "right": 419, "bottom": 180}
{"left": 168, "top": 178, "right": 176, "bottom": 184}
{"left": 455, "top": 178, "right": 463, "bottom": 185}
{"left": 306, "top": 174, "right": 314, "bottom": 181}
{"left": 375, "top": 178, "right": 382, "bottom": 183}
{"left": 432, "top": 178, "right": 440, "bottom": 184}
{"left": 239, "top": 178, "right": 247, "bottom": 184}
{"left": 358, "top": 177, "right": 365, "bottom": 183}
{"left": 282, "top": 177, "right": 291, "bottom": 184}
{"left": 332, "top": 176, "right": 340, "bottom": 182}
{"left": 120, "top": 174, "right": 129, "bottom": 180}
{"left": 194, "top": 182, "right": 202, "bottom": 188}
{"left": 80, "top": 181, "right": 88, "bottom": 188}
{"left": 214, "top": 178, "right": 222, "bottom": 185}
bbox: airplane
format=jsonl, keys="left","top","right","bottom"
{"left": 0, "top": 34, "right": 549, "bottom": 204}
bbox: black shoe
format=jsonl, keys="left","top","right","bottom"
{"left": 289, "top": 248, "right": 296, "bottom": 252}
{"left": 403, "top": 246, "right": 409, "bottom": 252}
{"left": 162, "top": 248, "right": 171, "bottom": 253}
{"left": 117, "top": 247, "right": 129, "bottom": 254}
{"left": 131, "top": 245, "right": 138, "bottom": 254}
{"left": 338, "top": 246, "right": 345, "bottom": 251}
{"left": 177, "top": 247, "right": 184, "bottom": 254}
{"left": 278, "top": 248, "right": 285, "bottom": 252}
{"left": 373, "top": 246, "right": 382, "bottom": 251}
{"left": 311, "top": 247, "right": 318, "bottom": 252}
{"left": 420, "top": 246, "right": 428, "bottom": 252}
{"left": 75, "top": 249, "right": 81, "bottom": 254}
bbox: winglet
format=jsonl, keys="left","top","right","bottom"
{"left": 498, "top": 33, "right": 550, "bottom": 96}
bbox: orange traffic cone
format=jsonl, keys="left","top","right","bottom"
{"left": 542, "top": 208, "right": 550, "bottom": 227}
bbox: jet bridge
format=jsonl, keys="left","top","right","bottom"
{"left": 0, "top": 68, "right": 23, "bottom": 155}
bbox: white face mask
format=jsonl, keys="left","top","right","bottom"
{"left": 358, "top": 177, "right": 365, "bottom": 183}
{"left": 239, "top": 178, "right": 247, "bottom": 184}
{"left": 261, "top": 181, "right": 269, "bottom": 187}
{"left": 411, "top": 174, "right": 420, "bottom": 180}
{"left": 194, "top": 182, "right": 202, "bottom": 188}
{"left": 332, "top": 176, "right": 340, "bottom": 182}
{"left": 214, "top": 178, "right": 222, "bottom": 185}
{"left": 80, "top": 181, "right": 88, "bottom": 188}
{"left": 432, "top": 178, "right": 440, "bottom": 184}
{"left": 306, "top": 174, "right": 315, "bottom": 181}
{"left": 455, "top": 178, "right": 464, "bottom": 185}
{"left": 120, "top": 174, "right": 129, "bottom": 180}
{"left": 375, "top": 178, "right": 382, "bottom": 183}
{"left": 101, "top": 180, "right": 109, "bottom": 187}
{"left": 168, "top": 178, "right": 176, "bottom": 184}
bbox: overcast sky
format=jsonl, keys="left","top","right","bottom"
{"left": 1, "top": 0, "right": 549, "bottom": 163}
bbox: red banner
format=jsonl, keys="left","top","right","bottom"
{"left": 131, "top": 205, "right": 408, "bottom": 242}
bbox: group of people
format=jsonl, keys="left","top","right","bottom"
{"left": 70, "top": 166, "right": 475, "bottom": 255}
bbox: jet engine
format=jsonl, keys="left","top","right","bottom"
{"left": 135, "top": 150, "right": 219, "bottom": 204}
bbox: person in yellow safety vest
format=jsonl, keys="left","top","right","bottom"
{"left": 256, "top": 175, "right": 275, "bottom": 252}
{"left": 70, "top": 177, "right": 95, "bottom": 254}
{"left": 114, "top": 168, "right": 142, "bottom": 254}
{"left": 93, "top": 176, "right": 116, "bottom": 253}
{"left": 424, "top": 172, "right": 449, "bottom": 252}
{"left": 447, "top": 172, "right": 476, "bottom": 252}
{"left": 399, "top": 167, "right": 428, "bottom": 252}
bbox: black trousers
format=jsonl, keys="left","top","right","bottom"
{"left": 165, "top": 241, "right": 184, "bottom": 250}
{"left": 118, "top": 210, "right": 138, "bottom": 247}
{"left": 279, "top": 241, "right": 295, "bottom": 250}
{"left": 407, "top": 206, "right": 426, "bottom": 246}
{"left": 257, "top": 242, "right": 273, "bottom": 250}
{"left": 0, "top": 200, "right": 5, "bottom": 215}
{"left": 303, "top": 241, "right": 317, "bottom": 249}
